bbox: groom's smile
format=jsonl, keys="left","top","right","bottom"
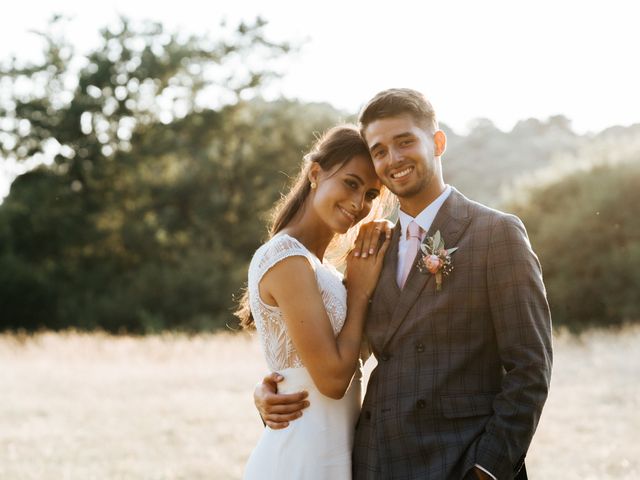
{"left": 390, "top": 165, "right": 414, "bottom": 180}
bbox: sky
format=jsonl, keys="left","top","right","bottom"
{"left": 1, "top": 0, "right": 639, "bottom": 197}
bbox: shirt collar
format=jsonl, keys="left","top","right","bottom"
{"left": 398, "top": 185, "right": 452, "bottom": 238}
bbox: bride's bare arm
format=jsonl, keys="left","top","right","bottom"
{"left": 260, "top": 239, "right": 390, "bottom": 400}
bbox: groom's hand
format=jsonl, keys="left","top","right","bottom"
{"left": 254, "top": 372, "right": 309, "bottom": 429}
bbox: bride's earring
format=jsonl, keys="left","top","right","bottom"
{"left": 311, "top": 182, "right": 317, "bottom": 189}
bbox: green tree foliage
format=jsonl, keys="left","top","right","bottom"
{"left": 0, "top": 16, "right": 344, "bottom": 332}
{"left": 509, "top": 160, "right": 640, "bottom": 330}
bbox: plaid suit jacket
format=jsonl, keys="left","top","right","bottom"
{"left": 353, "top": 188, "right": 553, "bottom": 480}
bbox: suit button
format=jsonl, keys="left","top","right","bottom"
{"left": 364, "top": 411, "right": 371, "bottom": 420}
{"left": 416, "top": 342, "right": 424, "bottom": 353}
{"left": 416, "top": 399, "right": 426, "bottom": 409}
{"left": 380, "top": 353, "right": 390, "bottom": 361}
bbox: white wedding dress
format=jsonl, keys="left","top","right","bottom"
{"left": 244, "top": 234, "right": 361, "bottom": 480}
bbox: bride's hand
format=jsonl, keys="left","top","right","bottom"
{"left": 345, "top": 230, "right": 392, "bottom": 302}
{"left": 352, "top": 219, "right": 394, "bottom": 259}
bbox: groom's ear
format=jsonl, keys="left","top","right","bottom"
{"left": 433, "top": 130, "right": 447, "bottom": 157}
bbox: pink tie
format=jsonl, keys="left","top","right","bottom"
{"left": 399, "top": 221, "right": 423, "bottom": 289}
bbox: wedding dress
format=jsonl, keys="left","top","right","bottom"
{"left": 244, "top": 234, "right": 361, "bottom": 480}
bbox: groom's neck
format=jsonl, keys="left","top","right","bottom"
{"left": 398, "top": 181, "right": 446, "bottom": 217}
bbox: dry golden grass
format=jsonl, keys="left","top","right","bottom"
{"left": 1, "top": 327, "right": 638, "bottom": 479}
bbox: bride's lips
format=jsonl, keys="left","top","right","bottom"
{"left": 337, "top": 205, "right": 356, "bottom": 224}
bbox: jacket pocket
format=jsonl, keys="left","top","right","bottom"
{"left": 440, "top": 393, "right": 496, "bottom": 419}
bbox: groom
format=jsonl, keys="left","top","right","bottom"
{"left": 255, "top": 88, "right": 552, "bottom": 480}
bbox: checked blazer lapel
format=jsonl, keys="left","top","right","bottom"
{"left": 381, "top": 187, "right": 472, "bottom": 350}
{"left": 376, "top": 222, "right": 402, "bottom": 309}
{"left": 365, "top": 222, "right": 401, "bottom": 350}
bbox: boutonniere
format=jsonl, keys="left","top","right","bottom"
{"left": 417, "top": 230, "right": 458, "bottom": 292}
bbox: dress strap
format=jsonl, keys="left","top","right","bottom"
{"left": 249, "top": 234, "right": 317, "bottom": 302}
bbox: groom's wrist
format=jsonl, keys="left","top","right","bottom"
{"left": 473, "top": 465, "right": 496, "bottom": 480}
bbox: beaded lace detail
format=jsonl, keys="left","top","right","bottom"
{"left": 248, "top": 234, "right": 347, "bottom": 372}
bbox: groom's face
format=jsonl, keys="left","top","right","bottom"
{"left": 364, "top": 114, "right": 440, "bottom": 200}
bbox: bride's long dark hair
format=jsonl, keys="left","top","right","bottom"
{"left": 235, "top": 124, "right": 393, "bottom": 329}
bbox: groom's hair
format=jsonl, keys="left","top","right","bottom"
{"left": 358, "top": 88, "right": 438, "bottom": 139}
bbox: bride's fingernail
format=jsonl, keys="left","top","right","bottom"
{"left": 369, "top": 248, "right": 374, "bottom": 255}
{"left": 354, "top": 251, "right": 359, "bottom": 257}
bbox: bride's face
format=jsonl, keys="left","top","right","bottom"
{"left": 310, "top": 154, "right": 382, "bottom": 234}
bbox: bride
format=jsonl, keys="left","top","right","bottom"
{"left": 236, "top": 124, "right": 392, "bottom": 479}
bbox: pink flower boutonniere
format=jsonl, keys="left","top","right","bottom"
{"left": 417, "top": 230, "right": 458, "bottom": 292}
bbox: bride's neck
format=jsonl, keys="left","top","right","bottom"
{"left": 279, "top": 217, "right": 334, "bottom": 261}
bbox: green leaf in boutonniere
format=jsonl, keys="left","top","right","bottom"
{"left": 417, "top": 230, "right": 458, "bottom": 292}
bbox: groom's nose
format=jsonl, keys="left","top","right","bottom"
{"left": 389, "top": 146, "right": 403, "bottom": 164}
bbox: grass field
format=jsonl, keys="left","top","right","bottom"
{"left": 1, "top": 327, "right": 638, "bottom": 479}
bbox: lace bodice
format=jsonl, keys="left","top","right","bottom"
{"left": 248, "top": 234, "right": 347, "bottom": 371}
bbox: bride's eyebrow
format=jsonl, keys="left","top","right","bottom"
{"left": 344, "top": 173, "right": 365, "bottom": 185}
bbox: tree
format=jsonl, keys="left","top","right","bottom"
{"left": 509, "top": 160, "right": 640, "bottom": 330}
{"left": 1, "top": 16, "right": 338, "bottom": 332}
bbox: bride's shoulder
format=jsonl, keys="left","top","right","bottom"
{"left": 259, "top": 233, "right": 308, "bottom": 257}
{"left": 250, "top": 234, "right": 314, "bottom": 275}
